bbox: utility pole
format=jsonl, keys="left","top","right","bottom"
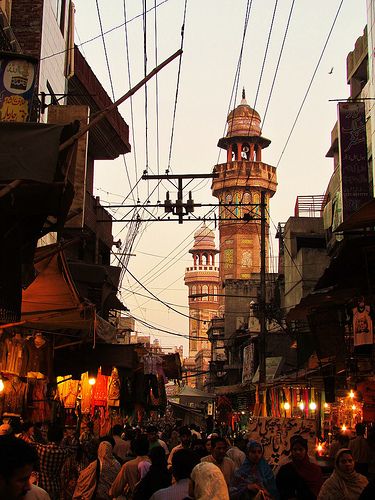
{"left": 258, "top": 190, "right": 267, "bottom": 415}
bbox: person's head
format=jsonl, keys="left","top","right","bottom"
{"left": 0, "top": 423, "right": 13, "bottom": 436}
{"left": 205, "top": 438, "right": 212, "bottom": 454}
{"left": 247, "top": 440, "right": 263, "bottom": 464}
{"left": 146, "top": 425, "right": 158, "bottom": 443}
{"left": 172, "top": 449, "right": 200, "bottom": 481}
{"left": 21, "top": 423, "right": 34, "bottom": 437}
{"left": 211, "top": 436, "right": 227, "bottom": 463}
{"left": 335, "top": 449, "right": 355, "bottom": 475}
{"left": 0, "top": 436, "right": 38, "bottom": 500}
{"left": 290, "top": 435, "right": 308, "bottom": 463}
{"left": 111, "top": 424, "right": 123, "bottom": 437}
{"left": 355, "top": 423, "right": 366, "bottom": 437}
{"left": 189, "top": 462, "right": 228, "bottom": 499}
{"left": 149, "top": 445, "right": 167, "bottom": 468}
{"left": 47, "top": 425, "right": 64, "bottom": 444}
{"left": 337, "top": 433, "right": 350, "bottom": 448}
{"left": 131, "top": 435, "right": 149, "bottom": 456}
{"left": 179, "top": 426, "right": 192, "bottom": 447}
{"left": 192, "top": 440, "right": 207, "bottom": 459}
{"left": 99, "top": 435, "right": 115, "bottom": 448}
{"left": 98, "top": 441, "right": 113, "bottom": 463}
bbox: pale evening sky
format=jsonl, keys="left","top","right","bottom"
{"left": 73, "top": 0, "right": 367, "bottom": 355}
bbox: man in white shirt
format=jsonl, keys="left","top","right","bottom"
{"left": 151, "top": 448, "right": 200, "bottom": 500}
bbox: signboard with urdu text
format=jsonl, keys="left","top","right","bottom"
{"left": 247, "top": 417, "right": 316, "bottom": 466}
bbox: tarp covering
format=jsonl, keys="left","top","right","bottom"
{"left": 21, "top": 244, "right": 95, "bottom": 330}
{"left": 54, "top": 342, "right": 139, "bottom": 378}
{"left": 0, "top": 122, "right": 69, "bottom": 182}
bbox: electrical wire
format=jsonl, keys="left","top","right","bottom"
{"left": 166, "top": 0, "right": 188, "bottom": 174}
{"left": 276, "top": 0, "right": 344, "bottom": 168}
{"left": 40, "top": 0, "right": 172, "bottom": 61}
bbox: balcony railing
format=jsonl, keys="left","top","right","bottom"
{"left": 186, "top": 265, "right": 219, "bottom": 272}
{"left": 294, "top": 195, "right": 326, "bottom": 217}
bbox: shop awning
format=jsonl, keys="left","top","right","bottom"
{"left": 21, "top": 244, "right": 95, "bottom": 331}
{"left": 178, "top": 386, "right": 215, "bottom": 399}
{"left": 335, "top": 198, "right": 375, "bottom": 232}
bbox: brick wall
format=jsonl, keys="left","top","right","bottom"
{"left": 10, "top": 0, "right": 44, "bottom": 59}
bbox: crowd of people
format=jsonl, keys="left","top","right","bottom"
{"left": 0, "top": 420, "right": 374, "bottom": 500}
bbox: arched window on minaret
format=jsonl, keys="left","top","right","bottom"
{"left": 191, "top": 285, "right": 197, "bottom": 300}
{"left": 232, "top": 144, "right": 238, "bottom": 161}
{"left": 202, "top": 285, "right": 209, "bottom": 301}
{"left": 241, "top": 143, "right": 250, "bottom": 160}
{"left": 213, "top": 286, "right": 218, "bottom": 301}
{"left": 234, "top": 192, "right": 241, "bottom": 218}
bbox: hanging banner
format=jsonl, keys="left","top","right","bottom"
{"left": 247, "top": 417, "right": 316, "bottom": 466}
{"left": 242, "top": 343, "right": 255, "bottom": 384}
{"left": 338, "top": 102, "right": 370, "bottom": 221}
{"left": 0, "top": 52, "right": 38, "bottom": 122}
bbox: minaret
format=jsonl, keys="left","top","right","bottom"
{"left": 211, "top": 90, "right": 277, "bottom": 286}
{"left": 184, "top": 224, "right": 220, "bottom": 360}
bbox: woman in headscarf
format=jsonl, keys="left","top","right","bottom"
{"left": 189, "top": 462, "right": 229, "bottom": 500}
{"left": 317, "top": 448, "right": 368, "bottom": 500}
{"left": 276, "top": 435, "right": 323, "bottom": 500}
{"left": 230, "top": 440, "right": 278, "bottom": 499}
{"left": 73, "top": 440, "right": 121, "bottom": 499}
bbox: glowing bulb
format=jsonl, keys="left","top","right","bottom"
{"left": 88, "top": 377, "right": 96, "bottom": 386}
{"left": 309, "top": 401, "right": 317, "bottom": 411}
{"left": 0, "top": 379, "right": 4, "bottom": 393}
{"left": 351, "top": 405, "right": 356, "bottom": 411}
{"left": 298, "top": 401, "right": 305, "bottom": 410}
{"left": 317, "top": 443, "right": 323, "bottom": 452}
{"left": 349, "top": 390, "right": 355, "bottom": 399}
{"left": 324, "top": 402, "right": 329, "bottom": 409}
{"left": 342, "top": 424, "right": 347, "bottom": 431}
{"left": 283, "top": 402, "right": 290, "bottom": 410}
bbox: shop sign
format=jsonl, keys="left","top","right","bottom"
{"left": 0, "top": 52, "right": 37, "bottom": 122}
{"left": 338, "top": 102, "right": 370, "bottom": 221}
{"left": 248, "top": 417, "right": 316, "bottom": 465}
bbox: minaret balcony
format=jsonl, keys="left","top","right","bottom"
{"left": 186, "top": 265, "right": 219, "bottom": 272}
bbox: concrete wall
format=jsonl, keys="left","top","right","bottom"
{"left": 283, "top": 217, "right": 329, "bottom": 311}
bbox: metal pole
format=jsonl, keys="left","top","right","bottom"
{"left": 259, "top": 191, "right": 267, "bottom": 415}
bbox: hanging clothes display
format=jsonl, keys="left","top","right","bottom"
{"left": 2, "top": 332, "right": 25, "bottom": 375}
{"left": 57, "top": 376, "right": 79, "bottom": 409}
{"left": 107, "top": 367, "right": 120, "bottom": 407}
{"left": 27, "top": 379, "right": 50, "bottom": 422}
{"left": 80, "top": 372, "right": 92, "bottom": 414}
{"left": 353, "top": 300, "right": 374, "bottom": 346}
{"left": 1, "top": 376, "right": 27, "bottom": 416}
{"left": 92, "top": 368, "right": 108, "bottom": 408}
{"left": 21, "top": 333, "right": 52, "bottom": 380}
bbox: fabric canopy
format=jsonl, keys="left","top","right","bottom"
{"left": 21, "top": 244, "right": 95, "bottom": 331}
{"left": 0, "top": 122, "right": 68, "bottom": 182}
